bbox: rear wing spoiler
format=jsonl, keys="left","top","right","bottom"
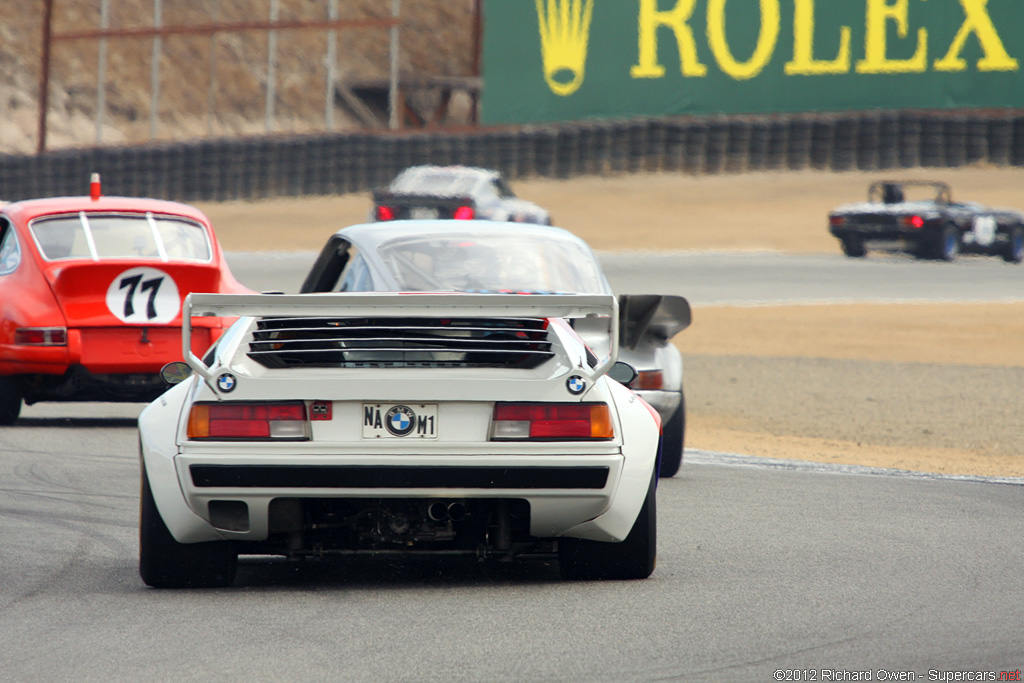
{"left": 183, "top": 292, "right": 618, "bottom": 381}
{"left": 371, "top": 190, "right": 474, "bottom": 208}
{"left": 619, "top": 295, "right": 692, "bottom": 350}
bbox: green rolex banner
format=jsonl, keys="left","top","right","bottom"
{"left": 481, "top": 0, "right": 1023, "bottom": 124}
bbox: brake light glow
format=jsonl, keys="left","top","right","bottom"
{"left": 453, "top": 206, "right": 475, "bottom": 220}
{"left": 829, "top": 215, "right": 845, "bottom": 226}
{"left": 187, "top": 402, "right": 309, "bottom": 440}
{"left": 14, "top": 327, "right": 67, "bottom": 346}
{"left": 903, "top": 215, "right": 925, "bottom": 229}
{"left": 376, "top": 205, "right": 396, "bottom": 221}
{"left": 633, "top": 370, "right": 664, "bottom": 390}
{"left": 491, "top": 403, "right": 614, "bottom": 440}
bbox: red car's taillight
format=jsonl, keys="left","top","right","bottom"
{"left": 632, "top": 370, "right": 664, "bottom": 390}
{"left": 376, "top": 205, "right": 396, "bottom": 221}
{"left": 14, "top": 327, "right": 67, "bottom": 346}
{"left": 491, "top": 403, "right": 614, "bottom": 440}
{"left": 187, "top": 402, "right": 309, "bottom": 440}
{"left": 453, "top": 206, "right": 475, "bottom": 220}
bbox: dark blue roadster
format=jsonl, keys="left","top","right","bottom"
{"left": 828, "top": 180, "right": 1024, "bottom": 263}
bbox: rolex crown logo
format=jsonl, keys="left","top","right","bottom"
{"left": 536, "top": 0, "right": 595, "bottom": 96}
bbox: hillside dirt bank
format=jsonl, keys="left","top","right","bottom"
{"left": 196, "top": 166, "right": 1024, "bottom": 476}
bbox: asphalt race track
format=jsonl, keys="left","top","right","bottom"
{"left": 225, "top": 249, "right": 1024, "bottom": 306}
{"left": 3, "top": 252, "right": 1022, "bottom": 681}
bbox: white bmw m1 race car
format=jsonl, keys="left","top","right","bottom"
{"left": 138, "top": 292, "right": 662, "bottom": 587}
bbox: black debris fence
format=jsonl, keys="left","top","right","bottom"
{"left": 1, "top": 109, "right": 1023, "bottom": 204}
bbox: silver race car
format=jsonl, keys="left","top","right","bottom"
{"left": 300, "top": 221, "right": 691, "bottom": 477}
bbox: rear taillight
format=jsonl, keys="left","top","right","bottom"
{"left": 453, "top": 206, "right": 475, "bottom": 220}
{"left": 633, "top": 370, "right": 664, "bottom": 390}
{"left": 14, "top": 327, "right": 67, "bottom": 346}
{"left": 903, "top": 215, "right": 925, "bottom": 229}
{"left": 376, "top": 205, "right": 396, "bottom": 221}
{"left": 491, "top": 403, "right": 614, "bottom": 440}
{"left": 187, "top": 402, "right": 309, "bottom": 440}
{"left": 829, "top": 215, "right": 845, "bottom": 226}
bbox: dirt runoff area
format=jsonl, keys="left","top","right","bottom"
{"left": 197, "top": 165, "right": 1024, "bottom": 477}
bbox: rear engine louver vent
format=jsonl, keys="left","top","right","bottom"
{"left": 248, "top": 317, "right": 553, "bottom": 369}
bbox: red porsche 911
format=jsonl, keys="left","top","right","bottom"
{"left": 0, "top": 178, "right": 250, "bottom": 424}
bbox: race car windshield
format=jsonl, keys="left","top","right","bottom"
{"left": 31, "top": 213, "right": 211, "bottom": 262}
{"left": 377, "top": 234, "right": 607, "bottom": 293}
{"left": 390, "top": 171, "right": 479, "bottom": 197}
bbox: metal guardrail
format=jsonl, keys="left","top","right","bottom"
{"left": 2, "top": 111, "right": 1023, "bottom": 203}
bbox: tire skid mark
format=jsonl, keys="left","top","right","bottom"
{"left": 649, "top": 606, "right": 932, "bottom": 682}
{"left": 0, "top": 439, "right": 139, "bottom": 613}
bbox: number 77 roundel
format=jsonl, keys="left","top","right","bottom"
{"left": 105, "top": 266, "right": 181, "bottom": 324}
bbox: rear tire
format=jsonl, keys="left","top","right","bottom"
{"left": 840, "top": 237, "right": 866, "bottom": 258}
{"left": 1003, "top": 226, "right": 1024, "bottom": 263}
{"left": 658, "top": 393, "right": 686, "bottom": 478}
{"left": 139, "top": 468, "right": 237, "bottom": 588}
{"left": 0, "top": 376, "right": 23, "bottom": 425}
{"left": 559, "top": 467, "right": 656, "bottom": 580}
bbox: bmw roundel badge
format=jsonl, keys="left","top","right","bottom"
{"left": 566, "top": 375, "right": 586, "bottom": 395}
{"left": 216, "top": 373, "right": 237, "bottom": 393}
{"left": 384, "top": 405, "right": 417, "bottom": 436}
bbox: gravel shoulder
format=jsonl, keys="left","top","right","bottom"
{"left": 196, "top": 166, "right": 1024, "bottom": 476}
{"left": 678, "top": 303, "right": 1024, "bottom": 476}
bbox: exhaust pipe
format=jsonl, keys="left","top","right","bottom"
{"left": 426, "top": 501, "right": 467, "bottom": 522}
{"left": 427, "top": 501, "right": 449, "bottom": 522}
{"left": 446, "top": 502, "right": 467, "bottom": 522}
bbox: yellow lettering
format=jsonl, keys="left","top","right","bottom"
{"left": 856, "top": 0, "right": 928, "bottom": 74}
{"left": 785, "top": 0, "right": 851, "bottom": 75}
{"left": 934, "top": 0, "right": 1017, "bottom": 72}
{"left": 630, "top": 0, "right": 707, "bottom": 79}
{"left": 706, "top": 0, "right": 780, "bottom": 80}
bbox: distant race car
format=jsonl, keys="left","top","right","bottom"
{"left": 0, "top": 177, "right": 251, "bottom": 424}
{"left": 300, "top": 220, "right": 692, "bottom": 478}
{"left": 828, "top": 180, "right": 1024, "bottom": 262}
{"left": 139, "top": 291, "right": 661, "bottom": 587}
{"left": 371, "top": 165, "right": 551, "bottom": 225}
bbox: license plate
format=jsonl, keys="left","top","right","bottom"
{"left": 362, "top": 403, "right": 438, "bottom": 439}
{"left": 410, "top": 207, "right": 439, "bottom": 220}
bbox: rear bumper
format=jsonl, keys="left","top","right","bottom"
{"left": 146, "top": 449, "right": 652, "bottom": 545}
{"left": 0, "top": 326, "right": 216, "bottom": 376}
{"left": 830, "top": 226, "right": 934, "bottom": 244}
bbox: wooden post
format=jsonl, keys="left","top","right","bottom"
{"left": 388, "top": 0, "right": 401, "bottom": 130}
{"left": 37, "top": 0, "right": 54, "bottom": 154}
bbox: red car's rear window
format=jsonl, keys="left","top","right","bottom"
{"left": 30, "top": 213, "right": 211, "bottom": 262}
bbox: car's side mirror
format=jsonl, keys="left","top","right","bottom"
{"left": 160, "top": 361, "right": 193, "bottom": 385}
{"left": 607, "top": 361, "right": 638, "bottom": 387}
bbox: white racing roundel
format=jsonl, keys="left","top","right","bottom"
{"left": 105, "top": 267, "right": 181, "bottom": 324}
{"left": 972, "top": 216, "right": 997, "bottom": 247}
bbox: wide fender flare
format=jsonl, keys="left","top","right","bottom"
{"left": 563, "top": 379, "right": 660, "bottom": 542}
{"left": 138, "top": 379, "right": 224, "bottom": 543}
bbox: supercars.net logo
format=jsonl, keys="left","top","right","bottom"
{"left": 535, "top": 0, "right": 594, "bottom": 96}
